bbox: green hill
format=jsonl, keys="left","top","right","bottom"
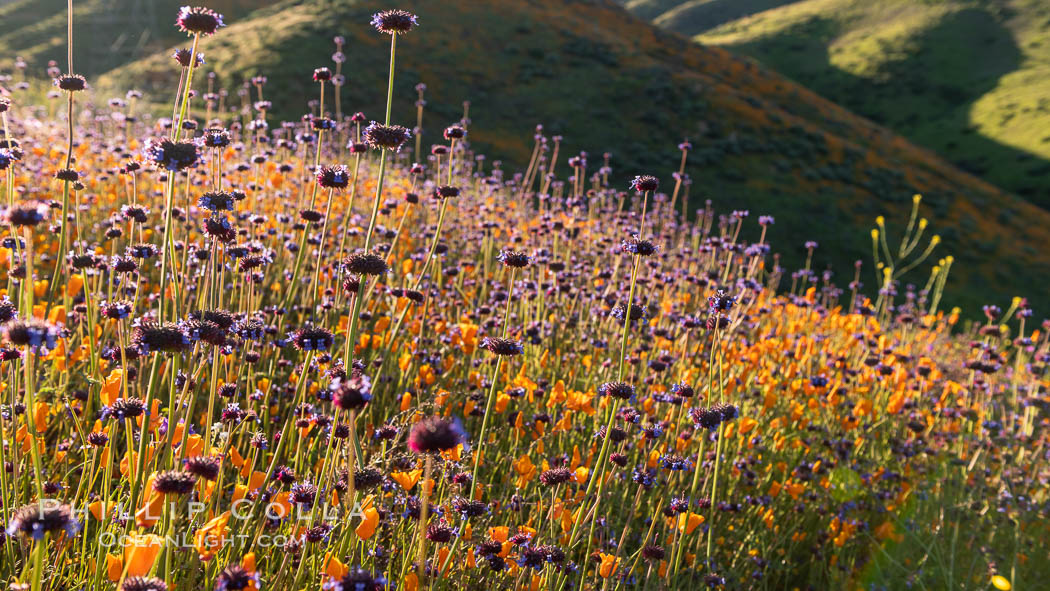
{"left": 27, "top": 0, "right": 1049, "bottom": 310}
{"left": 623, "top": 0, "right": 1050, "bottom": 209}
{"left": 0, "top": 0, "right": 278, "bottom": 77}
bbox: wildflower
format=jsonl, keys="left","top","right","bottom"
{"left": 316, "top": 164, "right": 350, "bottom": 189}
{"left": 480, "top": 337, "right": 524, "bottom": 356}
{"left": 598, "top": 382, "right": 634, "bottom": 400}
{"left": 708, "top": 289, "right": 735, "bottom": 312}
{"left": 214, "top": 565, "right": 260, "bottom": 591}
{"left": 121, "top": 577, "right": 168, "bottom": 591}
{"left": 451, "top": 497, "right": 487, "bottom": 517}
{"left": 131, "top": 322, "right": 191, "bottom": 354}
{"left": 5, "top": 501, "right": 80, "bottom": 540}
{"left": 353, "top": 467, "right": 385, "bottom": 490}
{"left": 343, "top": 252, "right": 389, "bottom": 276}
{"left": 497, "top": 250, "right": 530, "bottom": 268}
{"left": 176, "top": 6, "right": 225, "bottom": 36}
{"left": 630, "top": 175, "right": 659, "bottom": 192}
{"left": 291, "top": 327, "right": 335, "bottom": 351}
{"left": 203, "top": 128, "right": 231, "bottom": 148}
{"left": 106, "top": 398, "right": 147, "bottom": 420}
{"left": 145, "top": 138, "right": 200, "bottom": 171}
{"left": 313, "top": 67, "right": 333, "bottom": 82}
{"left": 290, "top": 481, "right": 318, "bottom": 507}
{"left": 713, "top": 403, "right": 738, "bottom": 422}
{"left": 443, "top": 125, "right": 466, "bottom": 140}
{"left": 153, "top": 470, "right": 198, "bottom": 495}
{"left": 184, "top": 456, "right": 222, "bottom": 481}
{"left": 6, "top": 201, "right": 49, "bottom": 227}
{"left": 641, "top": 545, "right": 664, "bottom": 561}
{"left": 198, "top": 191, "right": 236, "bottom": 211}
{"left": 610, "top": 303, "right": 647, "bottom": 323}
{"left": 4, "top": 319, "right": 60, "bottom": 352}
{"left": 363, "top": 122, "right": 411, "bottom": 151}
{"left": 0, "top": 300, "right": 14, "bottom": 322}
{"left": 433, "top": 185, "right": 460, "bottom": 199}
{"left": 54, "top": 74, "right": 88, "bottom": 92}
{"left": 325, "top": 566, "right": 388, "bottom": 591}
{"left": 621, "top": 236, "right": 657, "bottom": 256}
{"left": 172, "top": 48, "right": 205, "bottom": 67}
{"left": 332, "top": 374, "right": 373, "bottom": 411}
{"left": 371, "top": 9, "right": 418, "bottom": 34}
{"left": 539, "top": 468, "right": 573, "bottom": 486}
{"left": 690, "top": 407, "right": 722, "bottom": 430}
{"left": 408, "top": 416, "right": 465, "bottom": 453}
{"left": 202, "top": 216, "right": 237, "bottom": 243}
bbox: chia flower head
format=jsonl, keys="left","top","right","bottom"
{"left": 121, "top": 577, "right": 168, "bottom": 591}
{"left": 712, "top": 403, "right": 738, "bottom": 422}
{"left": 363, "top": 122, "right": 411, "bottom": 151}
{"left": 54, "top": 74, "right": 88, "bottom": 92}
{"left": 172, "top": 48, "right": 205, "bottom": 67}
{"left": 316, "top": 164, "right": 350, "bottom": 189}
{"left": 451, "top": 496, "right": 487, "bottom": 518}
{"left": 690, "top": 406, "right": 722, "bottom": 430}
{"left": 671, "top": 383, "right": 695, "bottom": 398}
{"left": 342, "top": 251, "right": 389, "bottom": 276}
{"left": 630, "top": 175, "right": 659, "bottom": 192}
{"left": 176, "top": 6, "right": 225, "bottom": 36}
{"left": 497, "top": 250, "right": 530, "bottom": 268}
{"left": 6, "top": 201, "right": 49, "bottom": 227}
{"left": 660, "top": 454, "right": 692, "bottom": 471}
{"left": 598, "top": 382, "right": 634, "bottom": 400}
{"left": 106, "top": 397, "right": 147, "bottom": 420}
{"left": 153, "top": 470, "right": 198, "bottom": 495}
{"left": 203, "top": 128, "right": 230, "bottom": 148}
{"left": 539, "top": 467, "right": 573, "bottom": 486}
{"left": 313, "top": 67, "right": 333, "bottom": 82}
{"left": 5, "top": 501, "right": 79, "bottom": 541}
{"left": 331, "top": 374, "right": 373, "bottom": 411}
{"left": 292, "top": 326, "right": 335, "bottom": 351}
{"left": 621, "top": 236, "right": 657, "bottom": 256}
{"left": 290, "top": 481, "right": 318, "bottom": 506}
{"left": 370, "top": 9, "right": 418, "bottom": 34}
{"left": 184, "top": 455, "right": 222, "bottom": 480}
{"left": 325, "top": 565, "right": 388, "bottom": 591}
{"left": 443, "top": 124, "right": 466, "bottom": 140}
{"left": 708, "top": 289, "right": 735, "bottom": 312}
{"left": 3, "top": 319, "right": 60, "bottom": 353}
{"left": 198, "top": 191, "right": 236, "bottom": 212}
{"left": 353, "top": 467, "right": 385, "bottom": 490}
{"left": 610, "top": 302, "right": 647, "bottom": 323}
{"left": 408, "top": 416, "right": 465, "bottom": 453}
{"left": 145, "top": 138, "right": 200, "bottom": 171}
{"left": 433, "top": 185, "right": 460, "bottom": 199}
{"left": 642, "top": 545, "right": 665, "bottom": 561}
{"left": 131, "top": 321, "right": 191, "bottom": 354}
{"left": 202, "top": 215, "right": 237, "bottom": 243}
{"left": 0, "top": 299, "right": 15, "bottom": 323}
{"left": 215, "top": 565, "right": 260, "bottom": 591}
{"left": 480, "top": 337, "right": 524, "bottom": 356}
{"left": 87, "top": 431, "right": 110, "bottom": 447}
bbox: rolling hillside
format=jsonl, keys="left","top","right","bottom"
{"left": 35, "top": 0, "right": 1050, "bottom": 309}
{"left": 0, "top": 0, "right": 278, "bottom": 77}
{"left": 623, "top": 0, "right": 1050, "bottom": 209}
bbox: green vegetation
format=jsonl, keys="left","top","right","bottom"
{"left": 0, "top": 0, "right": 1039, "bottom": 308}
{"left": 0, "top": 0, "right": 277, "bottom": 76}
{"left": 88, "top": 0, "right": 1050, "bottom": 310}
{"left": 623, "top": 0, "right": 1050, "bottom": 208}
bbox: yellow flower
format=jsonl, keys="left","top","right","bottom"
{"left": 991, "top": 575, "right": 1011, "bottom": 591}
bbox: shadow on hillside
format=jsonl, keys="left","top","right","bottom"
{"left": 658, "top": 0, "right": 802, "bottom": 35}
{"left": 728, "top": 7, "right": 1050, "bottom": 208}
